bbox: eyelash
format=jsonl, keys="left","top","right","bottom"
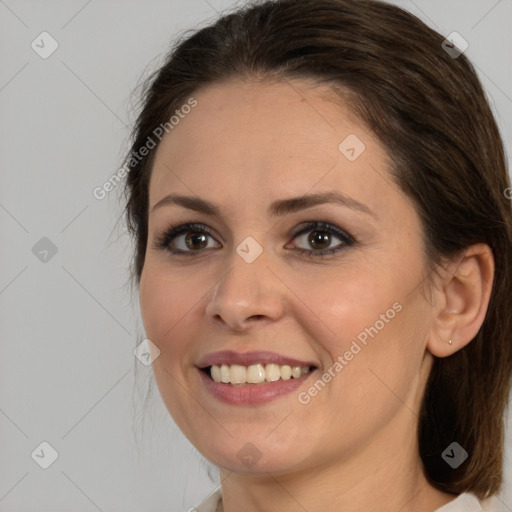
{"left": 153, "top": 221, "right": 356, "bottom": 259}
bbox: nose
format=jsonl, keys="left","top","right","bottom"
{"left": 205, "top": 253, "right": 287, "bottom": 332}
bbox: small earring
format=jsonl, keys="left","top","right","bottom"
{"left": 448, "top": 339, "right": 453, "bottom": 345}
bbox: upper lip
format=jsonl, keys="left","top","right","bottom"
{"left": 196, "top": 350, "right": 317, "bottom": 369}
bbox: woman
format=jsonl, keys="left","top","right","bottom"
{"left": 122, "top": 0, "right": 512, "bottom": 510}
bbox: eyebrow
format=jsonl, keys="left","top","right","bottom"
{"left": 150, "top": 191, "right": 376, "bottom": 219}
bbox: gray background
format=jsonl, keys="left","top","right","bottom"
{"left": 0, "top": 0, "right": 511, "bottom": 511}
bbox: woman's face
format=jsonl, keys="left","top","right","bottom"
{"left": 139, "top": 79, "right": 438, "bottom": 474}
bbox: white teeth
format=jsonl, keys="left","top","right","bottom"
{"left": 211, "top": 365, "right": 221, "bottom": 382}
{"left": 265, "top": 363, "right": 281, "bottom": 382}
{"left": 230, "top": 364, "right": 247, "bottom": 384}
{"left": 220, "top": 364, "right": 230, "bottom": 383}
{"left": 209, "top": 363, "right": 312, "bottom": 384}
{"left": 280, "top": 365, "right": 292, "bottom": 380}
{"left": 246, "top": 363, "right": 266, "bottom": 383}
{"left": 292, "top": 366, "right": 302, "bottom": 379}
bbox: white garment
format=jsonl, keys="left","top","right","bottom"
{"left": 194, "top": 488, "right": 498, "bottom": 512}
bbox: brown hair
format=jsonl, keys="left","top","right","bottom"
{"left": 123, "top": 0, "right": 512, "bottom": 498}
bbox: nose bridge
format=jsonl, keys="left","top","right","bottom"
{"left": 205, "top": 242, "right": 286, "bottom": 330}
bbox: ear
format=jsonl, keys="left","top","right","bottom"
{"left": 426, "top": 243, "right": 495, "bottom": 358}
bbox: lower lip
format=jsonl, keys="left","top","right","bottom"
{"left": 198, "top": 368, "right": 317, "bottom": 405}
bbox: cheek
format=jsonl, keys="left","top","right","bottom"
{"left": 292, "top": 263, "right": 400, "bottom": 354}
{"left": 139, "top": 263, "right": 200, "bottom": 356}
{"left": 289, "top": 260, "right": 426, "bottom": 401}
{"left": 138, "top": 263, "right": 205, "bottom": 423}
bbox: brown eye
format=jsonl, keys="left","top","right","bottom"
{"left": 185, "top": 232, "right": 209, "bottom": 250}
{"left": 289, "top": 221, "right": 355, "bottom": 257}
{"left": 155, "top": 222, "right": 221, "bottom": 254}
{"left": 308, "top": 231, "right": 331, "bottom": 250}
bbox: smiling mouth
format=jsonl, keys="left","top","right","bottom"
{"left": 201, "top": 363, "right": 317, "bottom": 385}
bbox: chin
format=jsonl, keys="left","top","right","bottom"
{"left": 193, "top": 434, "right": 313, "bottom": 475}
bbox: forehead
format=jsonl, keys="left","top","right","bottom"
{"left": 149, "top": 79, "right": 388, "bottom": 193}
{"left": 165, "top": 80, "right": 359, "bottom": 148}
{"left": 150, "top": 81, "right": 404, "bottom": 228}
